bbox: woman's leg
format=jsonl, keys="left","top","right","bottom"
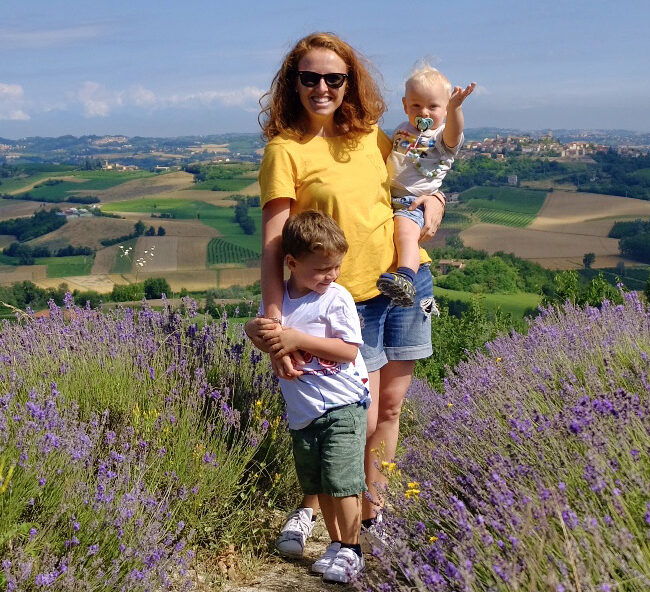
{"left": 362, "top": 359, "right": 415, "bottom": 520}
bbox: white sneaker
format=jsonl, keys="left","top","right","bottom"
{"left": 322, "top": 547, "right": 365, "bottom": 584}
{"left": 274, "top": 507, "right": 315, "bottom": 558}
{"left": 360, "top": 513, "right": 390, "bottom": 554}
{"left": 311, "top": 542, "right": 341, "bottom": 574}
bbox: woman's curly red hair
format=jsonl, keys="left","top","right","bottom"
{"left": 259, "top": 32, "right": 386, "bottom": 140}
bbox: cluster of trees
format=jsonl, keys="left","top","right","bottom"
{"left": 0, "top": 209, "right": 66, "bottom": 242}
{"left": 2, "top": 191, "right": 100, "bottom": 204}
{"left": 432, "top": 246, "right": 555, "bottom": 295}
{"left": 233, "top": 200, "right": 255, "bottom": 235}
{"left": 184, "top": 162, "right": 257, "bottom": 184}
{"left": 100, "top": 221, "right": 165, "bottom": 247}
{"left": 444, "top": 155, "right": 570, "bottom": 192}
{"left": 2, "top": 243, "right": 93, "bottom": 265}
{"left": 606, "top": 218, "right": 650, "bottom": 264}
{"left": 0, "top": 278, "right": 174, "bottom": 315}
{"left": 565, "top": 151, "right": 650, "bottom": 200}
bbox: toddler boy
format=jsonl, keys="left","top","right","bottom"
{"left": 377, "top": 64, "right": 475, "bottom": 306}
{"left": 258, "top": 210, "right": 369, "bottom": 584}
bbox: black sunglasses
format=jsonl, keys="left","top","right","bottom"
{"left": 297, "top": 71, "right": 348, "bottom": 89}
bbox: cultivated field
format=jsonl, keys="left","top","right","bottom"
{"left": 81, "top": 171, "right": 194, "bottom": 203}
{"left": 0, "top": 200, "right": 49, "bottom": 222}
{"left": 461, "top": 189, "right": 650, "bottom": 269}
{"left": 28, "top": 218, "right": 136, "bottom": 250}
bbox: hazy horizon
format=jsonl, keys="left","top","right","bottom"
{"left": 2, "top": 0, "right": 649, "bottom": 138}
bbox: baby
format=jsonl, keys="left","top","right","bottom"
{"left": 377, "top": 63, "right": 475, "bottom": 306}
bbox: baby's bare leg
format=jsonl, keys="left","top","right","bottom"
{"left": 395, "top": 216, "right": 422, "bottom": 273}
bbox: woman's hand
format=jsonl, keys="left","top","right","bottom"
{"left": 408, "top": 192, "right": 446, "bottom": 241}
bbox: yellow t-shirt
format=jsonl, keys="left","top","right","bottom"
{"left": 259, "top": 126, "right": 430, "bottom": 302}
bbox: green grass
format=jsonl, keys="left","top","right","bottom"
{"left": 0, "top": 172, "right": 71, "bottom": 194}
{"left": 103, "top": 199, "right": 262, "bottom": 253}
{"left": 191, "top": 178, "right": 255, "bottom": 191}
{"left": 36, "top": 255, "right": 94, "bottom": 278}
{"left": 471, "top": 209, "right": 536, "bottom": 227}
{"left": 434, "top": 285, "right": 541, "bottom": 318}
{"left": 0, "top": 254, "right": 94, "bottom": 276}
{"left": 207, "top": 238, "right": 260, "bottom": 265}
{"left": 3, "top": 170, "right": 155, "bottom": 201}
{"left": 439, "top": 211, "right": 473, "bottom": 229}
{"left": 461, "top": 186, "right": 547, "bottom": 215}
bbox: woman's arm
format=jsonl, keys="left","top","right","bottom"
{"left": 254, "top": 198, "right": 304, "bottom": 379}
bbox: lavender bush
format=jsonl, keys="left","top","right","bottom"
{"left": 361, "top": 292, "right": 650, "bottom": 591}
{"left": 0, "top": 295, "right": 288, "bottom": 591}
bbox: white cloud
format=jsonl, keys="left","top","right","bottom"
{"left": 74, "top": 82, "right": 264, "bottom": 117}
{"left": 0, "top": 25, "right": 103, "bottom": 49}
{"left": 0, "top": 83, "right": 30, "bottom": 121}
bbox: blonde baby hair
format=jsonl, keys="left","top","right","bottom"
{"left": 405, "top": 61, "right": 452, "bottom": 97}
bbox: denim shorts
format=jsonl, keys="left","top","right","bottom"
{"left": 290, "top": 402, "right": 367, "bottom": 497}
{"left": 356, "top": 264, "right": 434, "bottom": 372}
{"left": 392, "top": 195, "right": 425, "bottom": 229}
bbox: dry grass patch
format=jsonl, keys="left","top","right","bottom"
{"left": 460, "top": 223, "right": 621, "bottom": 260}
{"left": 532, "top": 191, "right": 650, "bottom": 232}
{"left": 0, "top": 265, "right": 47, "bottom": 285}
{"left": 178, "top": 237, "right": 211, "bottom": 270}
{"left": 529, "top": 255, "right": 637, "bottom": 270}
{"left": 0, "top": 200, "right": 47, "bottom": 221}
{"left": 81, "top": 172, "right": 195, "bottom": 203}
{"left": 91, "top": 246, "right": 120, "bottom": 275}
{"left": 28, "top": 218, "right": 136, "bottom": 250}
{"left": 134, "top": 236, "right": 178, "bottom": 272}
{"left": 34, "top": 274, "right": 116, "bottom": 294}
{"left": 0, "top": 235, "right": 15, "bottom": 249}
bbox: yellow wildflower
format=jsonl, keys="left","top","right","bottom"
{"left": 430, "top": 536, "right": 438, "bottom": 543}
{"left": 388, "top": 462, "right": 396, "bottom": 473}
{"left": 0, "top": 457, "right": 16, "bottom": 495}
{"left": 496, "top": 357, "right": 502, "bottom": 362}
{"left": 447, "top": 402, "right": 453, "bottom": 408}
{"left": 407, "top": 482, "right": 420, "bottom": 489}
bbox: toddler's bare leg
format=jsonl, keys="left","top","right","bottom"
{"left": 330, "top": 494, "right": 361, "bottom": 545}
{"left": 318, "top": 493, "right": 341, "bottom": 542}
{"left": 394, "top": 216, "right": 422, "bottom": 273}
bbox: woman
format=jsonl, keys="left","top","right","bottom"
{"left": 245, "top": 32, "right": 445, "bottom": 558}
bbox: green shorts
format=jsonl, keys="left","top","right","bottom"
{"left": 289, "top": 402, "right": 367, "bottom": 497}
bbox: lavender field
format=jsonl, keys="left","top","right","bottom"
{"left": 360, "top": 291, "right": 650, "bottom": 591}
{"left": 2, "top": 290, "right": 649, "bottom": 591}
{"left": 0, "top": 297, "right": 291, "bottom": 591}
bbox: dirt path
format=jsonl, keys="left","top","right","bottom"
{"left": 222, "top": 522, "right": 357, "bottom": 592}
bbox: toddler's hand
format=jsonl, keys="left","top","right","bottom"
{"left": 267, "top": 327, "right": 303, "bottom": 359}
{"left": 448, "top": 82, "right": 476, "bottom": 110}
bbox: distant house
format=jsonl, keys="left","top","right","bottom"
{"left": 437, "top": 259, "right": 466, "bottom": 275}
{"left": 508, "top": 175, "right": 518, "bottom": 186}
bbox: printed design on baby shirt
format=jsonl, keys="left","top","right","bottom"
{"left": 300, "top": 351, "right": 341, "bottom": 376}
{"left": 392, "top": 127, "right": 451, "bottom": 179}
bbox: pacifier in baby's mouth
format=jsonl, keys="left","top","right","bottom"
{"left": 415, "top": 117, "right": 434, "bottom": 132}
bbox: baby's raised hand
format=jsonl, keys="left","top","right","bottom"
{"left": 448, "top": 82, "right": 476, "bottom": 110}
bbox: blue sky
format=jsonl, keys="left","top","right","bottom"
{"left": 1, "top": 0, "right": 648, "bottom": 138}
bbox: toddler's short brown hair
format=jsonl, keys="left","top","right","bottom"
{"left": 282, "top": 211, "right": 348, "bottom": 259}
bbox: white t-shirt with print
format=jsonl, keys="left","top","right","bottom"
{"left": 387, "top": 121, "right": 463, "bottom": 198}
{"left": 263, "top": 281, "right": 369, "bottom": 430}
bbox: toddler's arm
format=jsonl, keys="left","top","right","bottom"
{"left": 443, "top": 82, "right": 476, "bottom": 150}
{"left": 265, "top": 327, "right": 358, "bottom": 364}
